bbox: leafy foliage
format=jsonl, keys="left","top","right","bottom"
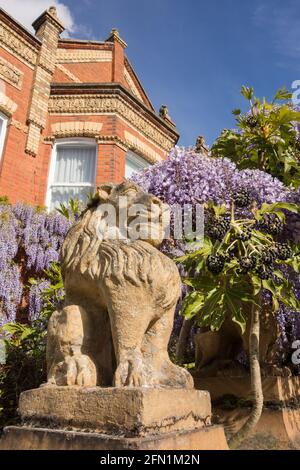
{"left": 178, "top": 201, "right": 300, "bottom": 333}
{"left": 211, "top": 87, "right": 300, "bottom": 188}
{"left": 0, "top": 263, "right": 63, "bottom": 431}
{"left": 56, "top": 198, "right": 83, "bottom": 221}
{"left": 132, "top": 146, "right": 300, "bottom": 346}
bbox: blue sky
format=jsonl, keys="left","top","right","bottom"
{"left": 3, "top": 0, "right": 300, "bottom": 146}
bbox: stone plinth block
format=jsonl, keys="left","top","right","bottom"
{"left": 18, "top": 386, "right": 211, "bottom": 436}
{"left": 0, "top": 386, "right": 229, "bottom": 450}
{"left": 0, "top": 424, "right": 228, "bottom": 450}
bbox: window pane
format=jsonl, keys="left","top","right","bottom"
{"left": 54, "top": 146, "right": 95, "bottom": 184}
{"left": 50, "top": 185, "right": 93, "bottom": 210}
{"left": 0, "top": 116, "right": 6, "bottom": 161}
{"left": 125, "top": 151, "right": 149, "bottom": 178}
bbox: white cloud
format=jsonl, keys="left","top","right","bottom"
{"left": 1, "top": 0, "right": 76, "bottom": 36}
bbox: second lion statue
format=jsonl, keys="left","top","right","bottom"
{"left": 46, "top": 181, "right": 193, "bottom": 389}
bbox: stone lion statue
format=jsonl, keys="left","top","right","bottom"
{"left": 194, "top": 307, "right": 291, "bottom": 378}
{"left": 46, "top": 181, "right": 193, "bottom": 389}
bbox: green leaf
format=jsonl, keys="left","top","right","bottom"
{"left": 273, "top": 87, "right": 292, "bottom": 102}
{"left": 183, "top": 276, "right": 216, "bottom": 291}
{"left": 181, "top": 292, "right": 205, "bottom": 320}
{"left": 262, "top": 279, "right": 277, "bottom": 296}
{"left": 225, "top": 293, "right": 246, "bottom": 333}
{"left": 272, "top": 295, "right": 280, "bottom": 311}
{"left": 251, "top": 275, "right": 262, "bottom": 296}
{"left": 259, "top": 202, "right": 300, "bottom": 215}
{"left": 241, "top": 86, "right": 254, "bottom": 101}
{"left": 196, "top": 288, "right": 226, "bottom": 331}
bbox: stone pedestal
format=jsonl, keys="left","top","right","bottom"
{"left": 194, "top": 376, "right": 300, "bottom": 449}
{"left": 194, "top": 375, "right": 300, "bottom": 403}
{"left": 0, "top": 386, "right": 228, "bottom": 450}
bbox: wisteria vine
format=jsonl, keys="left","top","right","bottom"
{"left": 0, "top": 202, "right": 69, "bottom": 325}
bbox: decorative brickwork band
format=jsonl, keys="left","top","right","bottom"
{"left": 96, "top": 134, "right": 128, "bottom": 152}
{"left": 0, "top": 22, "right": 38, "bottom": 68}
{"left": 0, "top": 57, "right": 23, "bottom": 89}
{"left": 51, "top": 121, "right": 103, "bottom": 138}
{"left": 56, "top": 49, "right": 112, "bottom": 63}
{"left": 26, "top": 122, "right": 42, "bottom": 156}
{"left": 48, "top": 94, "right": 174, "bottom": 151}
{"left": 124, "top": 131, "right": 164, "bottom": 163}
{"left": 0, "top": 92, "right": 17, "bottom": 116}
{"left": 10, "top": 119, "right": 28, "bottom": 134}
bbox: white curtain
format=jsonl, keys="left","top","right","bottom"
{"left": 50, "top": 145, "right": 96, "bottom": 209}
{"left": 125, "top": 151, "right": 149, "bottom": 178}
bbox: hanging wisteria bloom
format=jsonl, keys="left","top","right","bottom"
{"left": 0, "top": 202, "right": 70, "bottom": 324}
{"left": 132, "top": 146, "right": 290, "bottom": 207}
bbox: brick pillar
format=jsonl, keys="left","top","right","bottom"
{"left": 96, "top": 142, "right": 126, "bottom": 186}
{"left": 106, "top": 29, "right": 127, "bottom": 83}
{"left": 25, "top": 7, "right": 64, "bottom": 156}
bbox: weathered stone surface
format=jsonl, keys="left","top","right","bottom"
{"left": 0, "top": 182, "right": 229, "bottom": 451}
{"left": 215, "top": 408, "right": 300, "bottom": 450}
{"left": 19, "top": 386, "right": 211, "bottom": 436}
{"left": 0, "top": 424, "right": 228, "bottom": 450}
{"left": 47, "top": 181, "right": 193, "bottom": 390}
{"left": 194, "top": 308, "right": 290, "bottom": 378}
{"left": 194, "top": 377, "right": 300, "bottom": 450}
{"left": 194, "top": 376, "right": 300, "bottom": 403}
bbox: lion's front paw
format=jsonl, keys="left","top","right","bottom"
{"left": 48, "top": 355, "right": 97, "bottom": 387}
{"left": 114, "top": 350, "right": 145, "bottom": 387}
{"left": 75, "top": 355, "right": 97, "bottom": 386}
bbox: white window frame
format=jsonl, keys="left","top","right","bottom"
{"left": 46, "top": 138, "right": 97, "bottom": 210}
{"left": 125, "top": 150, "right": 149, "bottom": 178}
{"left": 0, "top": 112, "right": 8, "bottom": 161}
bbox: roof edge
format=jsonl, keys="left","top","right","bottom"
{"left": 50, "top": 82, "right": 180, "bottom": 141}
{"left": 0, "top": 7, "right": 41, "bottom": 48}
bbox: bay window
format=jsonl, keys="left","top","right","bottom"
{"left": 125, "top": 151, "right": 149, "bottom": 178}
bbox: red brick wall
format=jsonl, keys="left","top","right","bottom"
{"left": 97, "top": 143, "right": 125, "bottom": 185}
{"left": 0, "top": 46, "right": 40, "bottom": 204}
{"left": 0, "top": 10, "right": 178, "bottom": 207}
{"left": 55, "top": 62, "right": 113, "bottom": 83}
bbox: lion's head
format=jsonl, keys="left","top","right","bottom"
{"left": 88, "top": 180, "right": 169, "bottom": 247}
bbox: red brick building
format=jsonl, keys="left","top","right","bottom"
{"left": 0, "top": 6, "right": 179, "bottom": 209}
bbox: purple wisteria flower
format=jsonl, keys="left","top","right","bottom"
{"left": 132, "top": 146, "right": 290, "bottom": 207}
{"left": 0, "top": 203, "right": 70, "bottom": 324}
{"left": 131, "top": 146, "right": 300, "bottom": 350}
{"left": 28, "top": 279, "right": 51, "bottom": 322}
